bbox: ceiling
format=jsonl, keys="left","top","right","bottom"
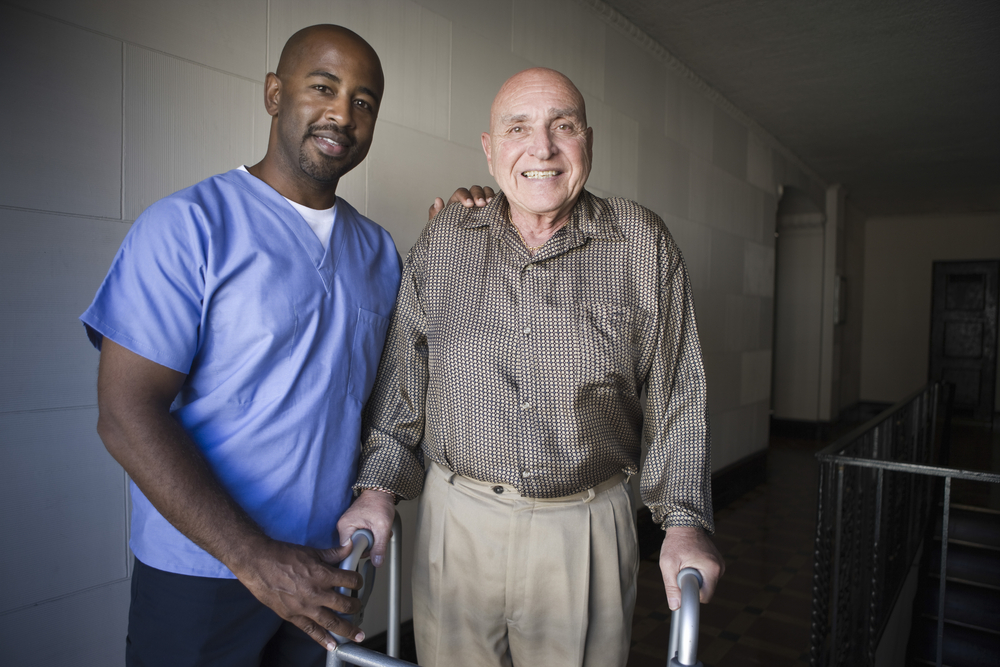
{"left": 601, "top": 0, "right": 1000, "bottom": 216}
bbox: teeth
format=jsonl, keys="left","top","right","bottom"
{"left": 317, "top": 136, "right": 342, "bottom": 146}
{"left": 522, "top": 170, "right": 558, "bottom": 179}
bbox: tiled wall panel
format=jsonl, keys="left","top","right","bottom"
{"left": 512, "top": 0, "right": 606, "bottom": 99}
{"left": 747, "top": 131, "right": 774, "bottom": 195}
{"left": 0, "top": 579, "right": 129, "bottom": 667}
{"left": 124, "top": 45, "right": 259, "bottom": 220}
{"left": 741, "top": 349, "right": 772, "bottom": 406}
{"left": 726, "top": 295, "right": 760, "bottom": 352}
{"left": 0, "top": 6, "right": 122, "bottom": 218}
{"left": 710, "top": 230, "right": 745, "bottom": 296}
{"left": 367, "top": 0, "right": 452, "bottom": 139}
{"left": 710, "top": 404, "right": 758, "bottom": 466}
{"left": 743, "top": 241, "right": 775, "bottom": 298}
{"left": 417, "top": 0, "right": 513, "bottom": 49}
{"left": 337, "top": 161, "right": 369, "bottom": 217}
{"left": 12, "top": 0, "right": 267, "bottom": 80}
{"left": 712, "top": 107, "right": 748, "bottom": 181}
{"left": 693, "top": 287, "right": 725, "bottom": 356}
{"left": 663, "top": 216, "right": 711, "bottom": 291}
{"left": 0, "top": 213, "right": 128, "bottom": 412}
{"left": 450, "top": 28, "right": 533, "bottom": 151}
{"left": 0, "top": 408, "right": 128, "bottom": 613}
{"left": 688, "top": 153, "right": 712, "bottom": 225}
{"left": 366, "top": 121, "right": 493, "bottom": 254}
{"left": 708, "top": 167, "right": 760, "bottom": 239}
{"left": 665, "top": 69, "right": 713, "bottom": 161}
{"left": 759, "top": 297, "right": 775, "bottom": 351}
{"left": 638, "top": 134, "right": 690, "bottom": 220}
{"left": 587, "top": 97, "right": 639, "bottom": 201}
{"left": 604, "top": 29, "right": 666, "bottom": 131}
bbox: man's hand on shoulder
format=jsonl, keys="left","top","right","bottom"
{"left": 228, "top": 538, "right": 367, "bottom": 650}
{"left": 336, "top": 489, "right": 396, "bottom": 567}
{"left": 428, "top": 185, "right": 495, "bottom": 220}
{"left": 659, "top": 526, "right": 725, "bottom": 610}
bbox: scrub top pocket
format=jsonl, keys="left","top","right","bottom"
{"left": 348, "top": 307, "right": 391, "bottom": 402}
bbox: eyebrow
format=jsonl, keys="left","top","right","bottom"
{"left": 306, "top": 70, "right": 381, "bottom": 104}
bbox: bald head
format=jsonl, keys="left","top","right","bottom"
{"left": 276, "top": 24, "right": 382, "bottom": 91}
{"left": 489, "top": 68, "right": 588, "bottom": 134}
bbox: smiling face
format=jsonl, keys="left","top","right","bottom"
{"left": 266, "top": 26, "right": 384, "bottom": 191}
{"left": 482, "top": 69, "right": 593, "bottom": 225}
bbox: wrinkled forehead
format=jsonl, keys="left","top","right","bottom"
{"left": 490, "top": 70, "right": 587, "bottom": 130}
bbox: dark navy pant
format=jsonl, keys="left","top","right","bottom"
{"left": 126, "top": 558, "right": 327, "bottom": 667}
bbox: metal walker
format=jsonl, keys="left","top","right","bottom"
{"left": 327, "top": 512, "right": 704, "bottom": 667}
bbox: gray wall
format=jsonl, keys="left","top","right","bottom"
{"left": 0, "top": 0, "right": 826, "bottom": 663}
{"left": 860, "top": 213, "right": 1000, "bottom": 405}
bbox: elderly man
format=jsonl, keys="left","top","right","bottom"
{"left": 339, "top": 67, "right": 723, "bottom": 667}
{"left": 82, "top": 26, "right": 400, "bottom": 666}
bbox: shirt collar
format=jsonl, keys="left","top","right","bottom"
{"left": 457, "top": 190, "right": 624, "bottom": 242}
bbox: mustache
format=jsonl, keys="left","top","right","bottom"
{"left": 305, "top": 123, "right": 354, "bottom": 147}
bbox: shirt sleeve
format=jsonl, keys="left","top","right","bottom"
{"left": 354, "top": 228, "right": 431, "bottom": 500}
{"left": 639, "top": 228, "right": 715, "bottom": 533}
{"left": 79, "top": 197, "right": 207, "bottom": 373}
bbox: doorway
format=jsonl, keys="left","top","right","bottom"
{"left": 928, "top": 260, "right": 999, "bottom": 421}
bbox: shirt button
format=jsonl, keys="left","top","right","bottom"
{"left": 520, "top": 402, "right": 532, "bottom": 411}
{"left": 526, "top": 265, "right": 535, "bottom": 272}
{"left": 521, "top": 471, "right": 531, "bottom": 478}
{"left": 492, "top": 486, "right": 504, "bottom": 494}
{"left": 522, "top": 326, "right": 531, "bottom": 335}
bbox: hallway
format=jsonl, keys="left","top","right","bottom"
{"left": 629, "top": 433, "right": 827, "bottom": 666}
{"left": 629, "top": 415, "right": 1000, "bottom": 666}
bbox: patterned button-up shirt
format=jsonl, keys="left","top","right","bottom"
{"left": 356, "top": 191, "right": 713, "bottom": 530}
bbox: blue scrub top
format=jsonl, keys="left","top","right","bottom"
{"left": 81, "top": 169, "right": 402, "bottom": 578}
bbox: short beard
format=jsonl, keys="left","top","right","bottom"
{"left": 298, "top": 145, "right": 352, "bottom": 183}
{"left": 298, "top": 124, "right": 356, "bottom": 183}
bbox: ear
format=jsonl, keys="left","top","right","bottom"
{"left": 585, "top": 126, "right": 594, "bottom": 164}
{"left": 263, "top": 72, "right": 281, "bottom": 118}
{"left": 481, "top": 132, "right": 495, "bottom": 177}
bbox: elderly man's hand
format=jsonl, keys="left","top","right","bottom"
{"left": 428, "top": 185, "right": 495, "bottom": 219}
{"left": 335, "top": 489, "right": 396, "bottom": 568}
{"left": 659, "top": 526, "right": 725, "bottom": 610}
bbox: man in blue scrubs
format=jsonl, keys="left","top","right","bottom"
{"left": 81, "top": 25, "right": 401, "bottom": 667}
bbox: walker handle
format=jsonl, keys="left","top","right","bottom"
{"left": 330, "top": 529, "right": 376, "bottom": 644}
{"left": 667, "top": 568, "right": 704, "bottom": 667}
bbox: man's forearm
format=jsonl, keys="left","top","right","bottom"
{"left": 97, "top": 400, "right": 270, "bottom": 572}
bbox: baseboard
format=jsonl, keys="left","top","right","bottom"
{"left": 770, "top": 416, "right": 835, "bottom": 440}
{"left": 711, "top": 449, "right": 768, "bottom": 511}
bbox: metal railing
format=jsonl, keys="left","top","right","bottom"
{"left": 809, "top": 383, "right": 1000, "bottom": 666}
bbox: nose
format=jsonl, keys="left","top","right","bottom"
{"left": 326, "top": 94, "right": 355, "bottom": 130}
{"left": 528, "top": 128, "right": 556, "bottom": 160}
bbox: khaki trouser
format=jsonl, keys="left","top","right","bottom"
{"left": 412, "top": 462, "right": 639, "bottom": 667}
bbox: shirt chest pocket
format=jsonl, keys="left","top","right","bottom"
{"left": 577, "top": 302, "right": 642, "bottom": 387}
{"left": 347, "top": 307, "right": 391, "bottom": 403}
